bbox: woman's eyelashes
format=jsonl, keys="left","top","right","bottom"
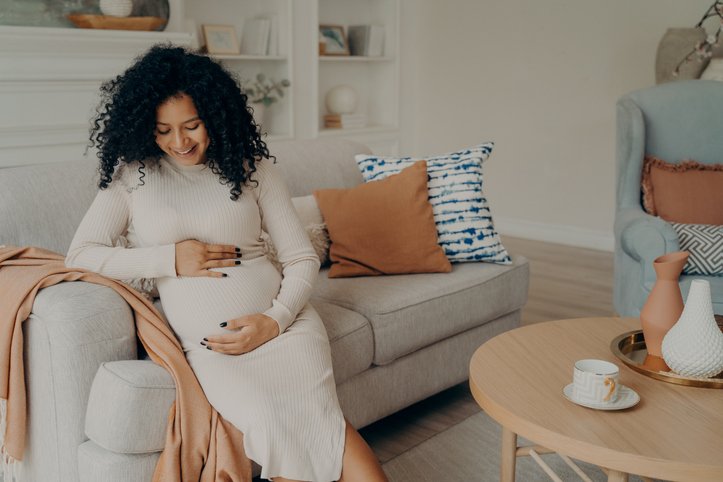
{"left": 156, "top": 124, "right": 201, "bottom": 136}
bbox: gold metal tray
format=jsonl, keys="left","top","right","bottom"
{"left": 611, "top": 318, "right": 723, "bottom": 388}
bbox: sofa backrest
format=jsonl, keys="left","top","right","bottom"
{"left": 0, "top": 138, "right": 370, "bottom": 255}
{"left": 268, "top": 138, "right": 369, "bottom": 196}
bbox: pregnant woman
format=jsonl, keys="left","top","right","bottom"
{"left": 65, "top": 45, "right": 387, "bottom": 482}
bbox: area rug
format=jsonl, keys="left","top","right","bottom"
{"left": 382, "top": 411, "right": 649, "bottom": 482}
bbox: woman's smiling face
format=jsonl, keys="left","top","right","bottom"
{"left": 155, "top": 93, "right": 210, "bottom": 166}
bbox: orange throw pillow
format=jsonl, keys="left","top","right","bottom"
{"left": 313, "top": 161, "right": 451, "bottom": 278}
{"left": 641, "top": 156, "right": 723, "bottom": 225}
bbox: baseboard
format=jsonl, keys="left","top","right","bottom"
{"left": 494, "top": 216, "right": 614, "bottom": 252}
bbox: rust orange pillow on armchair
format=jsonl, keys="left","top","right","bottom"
{"left": 641, "top": 156, "right": 723, "bottom": 225}
{"left": 313, "top": 161, "right": 452, "bottom": 278}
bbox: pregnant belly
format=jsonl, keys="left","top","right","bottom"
{"left": 156, "top": 256, "right": 282, "bottom": 349}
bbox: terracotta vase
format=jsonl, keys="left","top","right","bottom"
{"left": 639, "top": 251, "right": 688, "bottom": 357}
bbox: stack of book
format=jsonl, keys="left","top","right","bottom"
{"left": 347, "top": 25, "right": 385, "bottom": 57}
{"left": 324, "top": 113, "right": 367, "bottom": 129}
{"left": 241, "top": 16, "right": 279, "bottom": 56}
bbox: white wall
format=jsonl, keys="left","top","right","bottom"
{"left": 398, "top": 0, "right": 712, "bottom": 250}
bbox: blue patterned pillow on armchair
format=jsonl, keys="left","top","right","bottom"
{"left": 355, "top": 143, "right": 511, "bottom": 264}
{"left": 671, "top": 222, "right": 723, "bottom": 276}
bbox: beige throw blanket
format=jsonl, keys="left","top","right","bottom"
{"left": 0, "top": 245, "right": 251, "bottom": 482}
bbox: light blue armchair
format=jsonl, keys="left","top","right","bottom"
{"left": 614, "top": 80, "right": 723, "bottom": 317}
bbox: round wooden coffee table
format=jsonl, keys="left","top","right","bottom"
{"left": 469, "top": 317, "right": 723, "bottom": 482}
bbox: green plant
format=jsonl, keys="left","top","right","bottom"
{"left": 243, "top": 73, "right": 291, "bottom": 106}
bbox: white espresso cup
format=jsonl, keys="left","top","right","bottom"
{"left": 572, "top": 359, "right": 619, "bottom": 405}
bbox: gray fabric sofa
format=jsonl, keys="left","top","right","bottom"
{"left": 0, "top": 138, "right": 529, "bottom": 482}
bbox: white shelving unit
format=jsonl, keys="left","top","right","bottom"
{"left": 213, "top": 54, "right": 287, "bottom": 61}
{"left": 0, "top": 0, "right": 401, "bottom": 166}
{"left": 319, "top": 56, "right": 395, "bottom": 63}
{"left": 315, "top": 0, "right": 400, "bottom": 154}
{"left": 185, "top": 0, "right": 293, "bottom": 141}
{"left": 0, "top": 22, "right": 193, "bottom": 167}
{"left": 183, "top": 0, "right": 399, "bottom": 152}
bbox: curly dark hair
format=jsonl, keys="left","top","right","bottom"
{"left": 89, "top": 44, "right": 271, "bottom": 200}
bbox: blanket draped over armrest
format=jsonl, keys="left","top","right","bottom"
{"left": 0, "top": 246, "right": 251, "bottom": 482}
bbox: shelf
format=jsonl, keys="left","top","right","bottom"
{"left": 213, "top": 54, "right": 287, "bottom": 61}
{"left": 319, "top": 56, "right": 394, "bottom": 62}
{"left": 0, "top": 25, "right": 193, "bottom": 82}
{"left": 318, "top": 125, "right": 398, "bottom": 137}
{"left": 0, "top": 25, "right": 192, "bottom": 54}
{"left": 266, "top": 134, "right": 293, "bottom": 142}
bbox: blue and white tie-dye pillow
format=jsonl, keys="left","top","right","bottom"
{"left": 355, "top": 143, "right": 512, "bottom": 264}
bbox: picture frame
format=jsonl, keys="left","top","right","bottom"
{"left": 319, "top": 25, "right": 349, "bottom": 56}
{"left": 202, "top": 24, "right": 240, "bottom": 55}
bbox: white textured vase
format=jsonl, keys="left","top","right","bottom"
{"left": 100, "top": 0, "right": 134, "bottom": 17}
{"left": 661, "top": 280, "right": 723, "bottom": 378}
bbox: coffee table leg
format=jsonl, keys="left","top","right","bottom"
{"left": 500, "top": 426, "right": 517, "bottom": 482}
{"left": 606, "top": 469, "right": 628, "bottom": 482}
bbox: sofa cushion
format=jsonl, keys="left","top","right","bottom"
{"left": 153, "top": 297, "right": 372, "bottom": 385}
{"left": 78, "top": 440, "right": 161, "bottom": 482}
{"left": 313, "top": 301, "right": 374, "bottom": 384}
{"left": 314, "top": 162, "right": 451, "bottom": 278}
{"left": 85, "top": 360, "right": 175, "bottom": 454}
{"left": 312, "top": 256, "right": 529, "bottom": 365}
{"left": 671, "top": 222, "right": 723, "bottom": 276}
{"left": 355, "top": 143, "right": 512, "bottom": 265}
{"left": 641, "top": 156, "right": 723, "bottom": 225}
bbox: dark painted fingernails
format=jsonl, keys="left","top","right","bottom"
{"left": 222, "top": 273, "right": 228, "bottom": 277}
{"left": 220, "top": 322, "right": 228, "bottom": 327}
{"left": 203, "top": 338, "right": 208, "bottom": 341}
{"left": 235, "top": 260, "right": 241, "bottom": 265}
{"left": 200, "top": 341, "right": 206, "bottom": 346}
{"left": 206, "top": 346, "right": 212, "bottom": 350}
{"left": 236, "top": 253, "right": 242, "bottom": 258}
{"left": 235, "top": 247, "right": 241, "bottom": 253}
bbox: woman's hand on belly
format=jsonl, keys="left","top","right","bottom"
{"left": 201, "top": 313, "right": 280, "bottom": 355}
{"left": 175, "top": 239, "right": 241, "bottom": 278}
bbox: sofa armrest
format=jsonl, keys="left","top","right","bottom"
{"left": 31, "top": 281, "right": 138, "bottom": 349}
{"left": 85, "top": 360, "right": 175, "bottom": 454}
{"left": 23, "top": 281, "right": 138, "bottom": 482}
{"left": 615, "top": 208, "right": 680, "bottom": 286}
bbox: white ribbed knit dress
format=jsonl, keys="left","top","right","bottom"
{"left": 65, "top": 156, "right": 346, "bottom": 481}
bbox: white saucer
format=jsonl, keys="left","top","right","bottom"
{"left": 563, "top": 384, "right": 640, "bottom": 411}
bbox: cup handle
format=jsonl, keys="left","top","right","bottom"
{"left": 603, "top": 377, "right": 616, "bottom": 402}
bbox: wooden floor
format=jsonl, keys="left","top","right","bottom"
{"left": 361, "top": 235, "right": 615, "bottom": 463}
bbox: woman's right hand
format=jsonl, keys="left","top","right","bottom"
{"left": 175, "top": 240, "right": 240, "bottom": 278}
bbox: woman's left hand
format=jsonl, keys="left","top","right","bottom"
{"left": 202, "top": 313, "right": 280, "bottom": 355}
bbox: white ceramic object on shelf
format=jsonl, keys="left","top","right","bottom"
{"left": 325, "top": 85, "right": 358, "bottom": 114}
{"left": 100, "top": 0, "right": 134, "bottom": 17}
{"left": 249, "top": 102, "right": 265, "bottom": 129}
{"left": 662, "top": 279, "right": 723, "bottom": 378}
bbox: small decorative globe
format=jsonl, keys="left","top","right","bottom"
{"left": 325, "top": 85, "right": 358, "bottom": 115}
{"left": 100, "top": 0, "right": 134, "bottom": 17}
